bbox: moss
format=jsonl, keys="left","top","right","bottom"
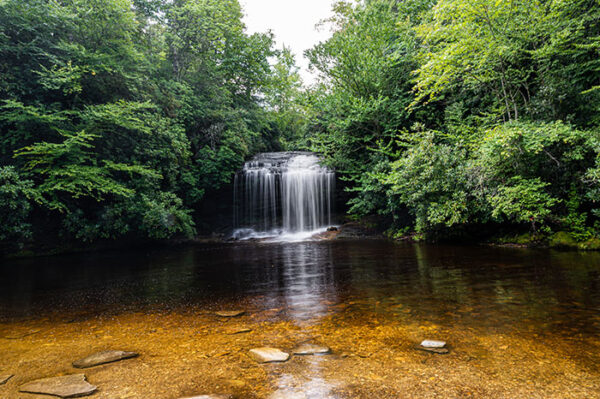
{"left": 549, "top": 231, "right": 578, "bottom": 249}
{"left": 548, "top": 231, "right": 600, "bottom": 251}
{"left": 577, "top": 237, "right": 600, "bottom": 251}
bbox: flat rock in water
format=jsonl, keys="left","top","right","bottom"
{"left": 19, "top": 374, "right": 97, "bottom": 398}
{"left": 416, "top": 346, "right": 449, "bottom": 354}
{"left": 215, "top": 310, "right": 245, "bottom": 317}
{"left": 73, "top": 350, "right": 139, "bottom": 368}
{"left": 248, "top": 347, "right": 290, "bottom": 363}
{"left": 0, "top": 374, "right": 13, "bottom": 385}
{"left": 420, "top": 340, "right": 446, "bottom": 348}
{"left": 292, "top": 343, "right": 331, "bottom": 355}
{"left": 227, "top": 328, "right": 252, "bottom": 335}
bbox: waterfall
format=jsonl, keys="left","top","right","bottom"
{"left": 232, "top": 152, "right": 335, "bottom": 240}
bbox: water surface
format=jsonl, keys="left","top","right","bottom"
{"left": 1, "top": 241, "right": 599, "bottom": 398}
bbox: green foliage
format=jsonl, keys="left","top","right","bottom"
{"left": 304, "top": 0, "right": 599, "bottom": 243}
{"left": 0, "top": 0, "right": 292, "bottom": 251}
{"left": 376, "top": 133, "right": 477, "bottom": 232}
{"left": 489, "top": 177, "right": 558, "bottom": 231}
{"left": 0, "top": 166, "right": 36, "bottom": 247}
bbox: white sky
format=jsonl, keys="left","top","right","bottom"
{"left": 240, "top": 0, "right": 337, "bottom": 85}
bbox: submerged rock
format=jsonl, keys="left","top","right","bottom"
{"left": 73, "top": 350, "right": 139, "bottom": 368}
{"left": 292, "top": 343, "right": 331, "bottom": 355}
{"left": 19, "top": 374, "right": 97, "bottom": 398}
{"left": 248, "top": 347, "right": 290, "bottom": 363}
{"left": 0, "top": 374, "right": 13, "bottom": 385}
{"left": 417, "top": 346, "right": 449, "bottom": 354}
{"left": 179, "top": 395, "right": 232, "bottom": 399}
{"left": 215, "top": 310, "right": 245, "bottom": 318}
{"left": 227, "top": 328, "right": 252, "bottom": 335}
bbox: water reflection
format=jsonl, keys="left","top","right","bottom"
{"left": 1, "top": 242, "right": 599, "bottom": 334}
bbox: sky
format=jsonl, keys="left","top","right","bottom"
{"left": 240, "top": 0, "right": 337, "bottom": 84}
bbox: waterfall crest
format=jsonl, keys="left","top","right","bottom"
{"left": 233, "top": 152, "right": 335, "bottom": 240}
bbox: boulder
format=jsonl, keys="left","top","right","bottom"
{"left": 19, "top": 374, "right": 97, "bottom": 398}
{"left": 73, "top": 350, "right": 139, "bottom": 368}
{"left": 292, "top": 343, "right": 331, "bottom": 355}
{"left": 248, "top": 348, "right": 290, "bottom": 363}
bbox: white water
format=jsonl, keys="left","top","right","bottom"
{"left": 232, "top": 152, "right": 335, "bottom": 241}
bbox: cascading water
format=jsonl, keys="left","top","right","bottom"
{"left": 232, "top": 152, "right": 335, "bottom": 241}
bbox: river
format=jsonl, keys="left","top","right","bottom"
{"left": 1, "top": 240, "right": 599, "bottom": 398}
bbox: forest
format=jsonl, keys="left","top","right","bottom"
{"left": 1, "top": 0, "right": 600, "bottom": 254}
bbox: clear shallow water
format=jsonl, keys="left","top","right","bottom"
{"left": 1, "top": 241, "right": 600, "bottom": 398}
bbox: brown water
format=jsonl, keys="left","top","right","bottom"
{"left": 1, "top": 240, "right": 599, "bottom": 398}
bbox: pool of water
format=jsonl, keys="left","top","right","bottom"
{"left": 1, "top": 240, "right": 599, "bottom": 398}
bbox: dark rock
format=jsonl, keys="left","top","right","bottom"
{"left": 416, "top": 346, "right": 450, "bottom": 354}
{"left": 0, "top": 374, "right": 13, "bottom": 385}
{"left": 248, "top": 347, "right": 290, "bottom": 363}
{"left": 227, "top": 328, "right": 252, "bottom": 335}
{"left": 326, "top": 226, "right": 338, "bottom": 232}
{"left": 19, "top": 374, "right": 97, "bottom": 398}
{"left": 73, "top": 350, "right": 139, "bottom": 368}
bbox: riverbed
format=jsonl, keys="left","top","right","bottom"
{"left": 1, "top": 240, "right": 599, "bottom": 398}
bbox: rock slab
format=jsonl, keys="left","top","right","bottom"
{"left": 215, "top": 310, "right": 245, "bottom": 317}
{"left": 420, "top": 340, "right": 446, "bottom": 348}
{"left": 19, "top": 374, "right": 97, "bottom": 398}
{"left": 227, "top": 328, "right": 252, "bottom": 335}
{"left": 292, "top": 343, "right": 331, "bottom": 355}
{"left": 417, "top": 346, "right": 449, "bottom": 354}
{"left": 0, "top": 374, "right": 13, "bottom": 385}
{"left": 248, "top": 347, "right": 290, "bottom": 363}
{"left": 73, "top": 350, "right": 139, "bottom": 368}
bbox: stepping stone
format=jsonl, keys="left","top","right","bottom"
{"left": 215, "top": 310, "right": 245, "bottom": 317}
{"left": 292, "top": 343, "right": 331, "bottom": 355}
{"left": 248, "top": 347, "right": 290, "bottom": 363}
{"left": 0, "top": 374, "right": 13, "bottom": 385}
{"left": 19, "top": 374, "right": 96, "bottom": 398}
{"left": 73, "top": 350, "right": 139, "bottom": 368}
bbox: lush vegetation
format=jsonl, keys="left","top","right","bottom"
{"left": 0, "top": 0, "right": 301, "bottom": 253}
{"left": 302, "top": 0, "right": 600, "bottom": 246}
{"left": 2, "top": 0, "right": 600, "bottom": 253}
